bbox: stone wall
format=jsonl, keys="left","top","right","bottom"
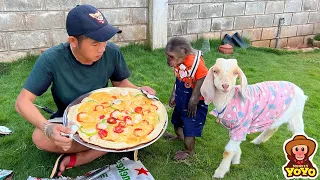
{"left": 0, "top": 0, "right": 148, "bottom": 62}
{"left": 168, "top": 0, "right": 320, "bottom": 48}
{"left": 1, "top": 0, "right": 320, "bottom": 62}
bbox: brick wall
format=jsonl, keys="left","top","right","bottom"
{"left": 1, "top": 0, "right": 320, "bottom": 62}
{"left": 0, "top": 0, "right": 148, "bottom": 62}
{"left": 168, "top": 0, "right": 320, "bottom": 48}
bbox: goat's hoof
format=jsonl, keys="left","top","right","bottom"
{"left": 213, "top": 168, "right": 227, "bottom": 179}
{"left": 232, "top": 159, "right": 240, "bottom": 165}
{"left": 250, "top": 139, "right": 261, "bottom": 145}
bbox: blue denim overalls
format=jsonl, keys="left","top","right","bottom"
{"left": 171, "top": 51, "right": 208, "bottom": 137}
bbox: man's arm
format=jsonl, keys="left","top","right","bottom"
{"left": 111, "top": 79, "right": 156, "bottom": 95}
{"left": 111, "top": 79, "right": 137, "bottom": 89}
{"left": 15, "top": 89, "right": 48, "bottom": 130}
{"left": 15, "top": 88, "right": 72, "bottom": 150}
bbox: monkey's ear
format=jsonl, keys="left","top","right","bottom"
{"left": 201, "top": 67, "right": 215, "bottom": 105}
{"left": 180, "top": 48, "right": 186, "bottom": 55}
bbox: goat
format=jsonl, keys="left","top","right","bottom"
{"left": 200, "top": 58, "right": 308, "bottom": 178}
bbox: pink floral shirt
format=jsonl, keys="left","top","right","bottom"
{"left": 211, "top": 81, "right": 295, "bottom": 141}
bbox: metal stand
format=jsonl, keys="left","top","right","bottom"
{"left": 275, "top": 18, "right": 285, "bottom": 48}
{"left": 134, "top": 150, "right": 139, "bottom": 161}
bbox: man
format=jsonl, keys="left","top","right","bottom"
{"left": 15, "top": 4, "right": 155, "bottom": 177}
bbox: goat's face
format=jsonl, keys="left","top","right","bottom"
{"left": 212, "top": 58, "right": 239, "bottom": 92}
{"left": 200, "top": 58, "right": 249, "bottom": 105}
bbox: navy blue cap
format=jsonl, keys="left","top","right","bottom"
{"left": 66, "top": 4, "right": 121, "bottom": 42}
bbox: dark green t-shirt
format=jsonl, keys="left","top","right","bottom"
{"left": 24, "top": 42, "right": 130, "bottom": 118}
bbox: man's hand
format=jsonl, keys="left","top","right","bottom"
{"left": 111, "top": 79, "right": 156, "bottom": 95}
{"left": 169, "top": 94, "right": 176, "bottom": 108}
{"left": 187, "top": 97, "right": 199, "bottom": 118}
{"left": 44, "top": 124, "right": 73, "bottom": 151}
{"left": 140, "top": 86, "right": 156, "bottom": 95}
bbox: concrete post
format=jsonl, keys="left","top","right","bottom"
{"left": 149, "top": 0, "right": 168, "bottom": 50}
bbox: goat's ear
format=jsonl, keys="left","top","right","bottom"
{"left": 237, "top": 67, "right": 250, "bottom": 100}
{"left": 201, "top": 67, "right": 215, "bottom": 105}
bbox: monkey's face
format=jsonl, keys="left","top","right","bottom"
{"left": 166, "top": 51, "right": 185, "bottom": 67}
{"left": 292, "top": 145, "right": 308, "bottom": 160}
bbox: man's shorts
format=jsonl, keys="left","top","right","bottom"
{"left": 171, "top": 100, "right": 208, "bottom": 137}
{"left": 48, "top": 117, "right": 63, "bottom": 124}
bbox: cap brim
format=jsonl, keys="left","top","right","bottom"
{"left": 85, "top": 24, "right": 122, "bottom": 42}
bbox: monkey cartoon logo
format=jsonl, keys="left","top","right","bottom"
{"left": 88, "top": 11, "right": 105, "bottom": 24}
{"left": 283, "top": 134, "right": 318, "bottom": 179}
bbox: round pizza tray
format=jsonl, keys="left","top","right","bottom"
{"left": 62, "top": 87, "right": 168, "bottom": 153}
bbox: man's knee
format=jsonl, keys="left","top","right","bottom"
{"left": 32, "top": 128, "right": 47, "bottom": 150}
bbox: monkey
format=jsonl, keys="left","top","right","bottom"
{"left": 164, "top": 37, "right": 209, "bottom": 161}
{"left": 284, "top": 135, "right": 316, "bottom": 168}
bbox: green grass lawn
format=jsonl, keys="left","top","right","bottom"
{"left": 0, "top": 40, "right": 319, "bottom": 180}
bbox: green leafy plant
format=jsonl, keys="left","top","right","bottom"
{"left": 314, "top": 33, "right": 320, "bottom": 41}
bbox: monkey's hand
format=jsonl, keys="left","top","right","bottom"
{"left": 187, "top": 97, "right": 199, "bottom": 118}
{"left": 169, "top": 94, "right": 176, "bottom": 108}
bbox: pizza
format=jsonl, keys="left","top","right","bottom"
{"left": 67, "top": 87, "right": 167, "bottom": 150}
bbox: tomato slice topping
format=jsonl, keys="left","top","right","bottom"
{"left": 113, "top": 126, "right": 124, "bottom": 133}
{"left": 151, "top": 104, "right": 158, "bottom": 110}
{"left": 99, "top": 115, "right": 105, "bottom": 120}
{"left": 126, "top": 120, "right": 133, "bottom": 125}
{"left": 107, "top": 117, "right": 117, "bottom": 124}
{"left": 123, "top": 116, "right": 131, "bottom": 121}
{"left": 133, "top": 128, "right": 143, "bottom": 137}
{"left": 118, "top": 121, "right": 126, "bottom": 128}
{"left": 76, "top": 112, "right": 86, "bottom": 122}
{"left": 94, "top": 105, "right": 104, "bottom": 111}
{"left": 96, "top": 122, "right": 107, "bottom": 130}
{"left": 110, "top": 110, "right": 121, "bottom": 118}
{"left": 96, "top": 123, "right": 101, "bottom": 130}
{"left": 141, "top": 120, "right": 149, "bottom": 125}
{"left": 98, "top": 129, "right": 108, "bottom": 139}
{"left": 112, "top": 95, "right": 117, "bottom": 99}
{"left": 124, "top": 116, "right": 133, "bottom": 125}
{"left": 134, "top": 106, "right": 143, "bottom": 113}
